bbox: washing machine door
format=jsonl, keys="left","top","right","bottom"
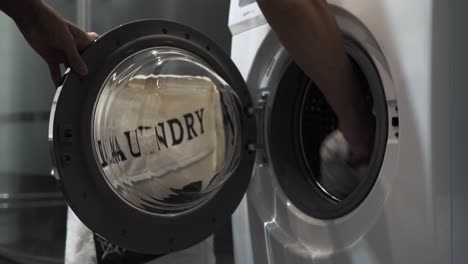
{"left": 49, "top": 20, "right": 256, "bottom": 255}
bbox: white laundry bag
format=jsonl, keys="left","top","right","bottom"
{"left": 65, "top": 209, "right": 215, "bottom": 264}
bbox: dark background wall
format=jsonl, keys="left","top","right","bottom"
{"left": 90, "top": 0, "right": 232, "bottom": 54}
{"left": 450, "top": 0, "right": 468, "bottom": 262}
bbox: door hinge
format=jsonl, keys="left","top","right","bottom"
{"left": 247, "top": 91, "right": 269, "bottom": 162}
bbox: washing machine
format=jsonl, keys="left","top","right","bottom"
{"left": 48, "top": 0, "right": 467, "bottom": 262}
{"left": 229, "top": 0, "right": 468, "bottom": 263}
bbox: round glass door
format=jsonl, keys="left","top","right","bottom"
{"left": 93, "top": 47, "right": 242, "bottom": 216}
{"left": 49, "top": 20, "right": 256, "bottom": 254}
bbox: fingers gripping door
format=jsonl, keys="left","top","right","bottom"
{"left": 49, "top": 20, "right": 256, "bottom": 254}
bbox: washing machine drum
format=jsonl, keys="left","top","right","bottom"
{"left": 49, "top": 20, "right": 256, "bottom": 254}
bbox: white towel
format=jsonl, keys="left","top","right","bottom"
{"left": 320, "top": 130, "right": 367, "bottom": 200}
{"left": 65, "top": 207, "right": 97, "bottom": 264}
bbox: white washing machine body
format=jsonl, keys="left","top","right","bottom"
{"left": 229, "top": 0, "right": 466, "bottom": 263}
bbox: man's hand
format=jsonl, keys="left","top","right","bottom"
{"left": 2, "top": 0, "right": 98, "bottom": 87}
{"left": 258, "top": 0, "right": 375, "bottom": 163}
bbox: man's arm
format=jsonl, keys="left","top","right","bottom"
{"left": 0, "top": 0, "right": 97, "bottom": 86}
{"left": 258, "top": 0, "right": 374, "bottom": 163}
